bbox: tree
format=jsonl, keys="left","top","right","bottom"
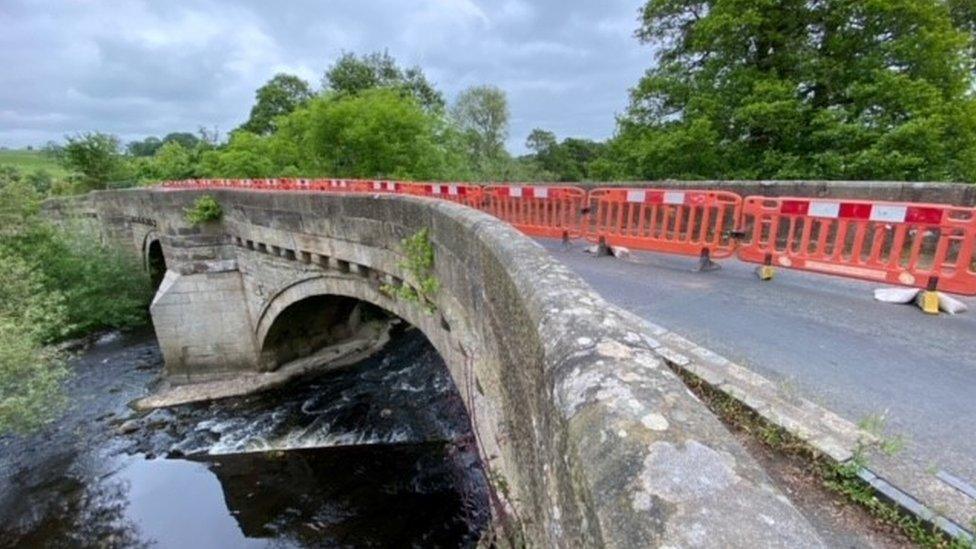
{"left": 60, "top": 133, "right": 124, "bottom": 190}
{"left": 526, "top": 129, "right": 558, "bottom": 157}
{"left": 451, "top": 86, "right": 510, "bottom": 173}
{"left": 303, "top": 89, "right": 453, "bottom": 178}
{"left": 126, "top": 136, "right": 163, "bottom": 157}
{"left": 238, "top": 74, "right": 314, "bottom": 135}
{"left": 200, "top": 89, "right": 468, "bottom": 180}
{"left": 611, "top": 0, "right": 976, "bottom": 182}
{"left": 323, "top": 51, "right": 445, "bottom": 112}
{"left": 152, "top": 142, "right": 197, "bottom": 180}
{"left": 525, "top": 129, "right": 605, "bottom": 181}
{"left": 162, "top": 132, "right": 200, "bottom": 149}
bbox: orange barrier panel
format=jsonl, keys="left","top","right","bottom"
{"left": 737, "top": 197, "right": 976, "bottom": 295}
{"left": 587, "top": 188, "right": 742, "bottom": 258}
{"left": 395, "top": 182, "right": 484, "bottom": 208}
{"left": 310, "top": 179, "right": 370, "bottom": 192}
{"left": 481, "top": 185, "right": 588, "bottom": 239}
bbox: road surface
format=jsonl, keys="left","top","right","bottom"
{"left": 539, "top": 239, "right": 976, "bottom": 520}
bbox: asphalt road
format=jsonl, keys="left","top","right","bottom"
{"left": 538, "top": 239, "right": 976, "bottom": 507}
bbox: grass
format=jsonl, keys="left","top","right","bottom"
{"left": 0, "top": 149, "right": 73, "bottom": 178}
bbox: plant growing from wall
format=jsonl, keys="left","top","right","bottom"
{"left": 381, "top": 228, "right": 440, "bottom": 313}
{"left": 184, "top": 194, "right": 223, "bottom": 225}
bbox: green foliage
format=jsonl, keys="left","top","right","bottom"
{"left": 1, "top": 222, "right": 151, "bottom": 338}
{"left": 324, "top": 51, "right": 445, "bottom": 112}
{"left": 161, "top": 132, "right": 201, "bottom": 150}
{"left": 524, "top": 129, "right": 606, "bottom": 181}
{"left": 199, "top": 131, "right": 277, "bottom": 178}
{"left": 0, "top": 318, "right": 68, "bottom": 434}
{"left": 451, "top": 85, "right": 510, "bottom": 174}
{"left": 184, "top": 195, "right": 223, "bottom": 225}
{"left": 0, "top": 168, "right": 43, "bottom": 227}
{"left": 381, "top": 228, "right": 440, "bottom": 313}
{"left": 610, "top": 0, "right": 976, "bottom": 182}
{"left": 60, "top": 132, "right": 126, "bottom": 191}
{"left": 0, "top": 176, "right": 151, "bottom": 434}
{"left": 126, "top": 136, "right": 164, "bottom": 157}
{"left": 239, "top": 73, "right": 315, "bottom": 135}
{"left": 152, "top": 142, "right": 198, "bottom": 180}
{"left": 0, "top": 250, "right": 70, "bottom": 343}
{"left": 0, "top": 255, "right": 70, "bottom": 433}
{"left": 274, "top": 88, "right": 467, "bottom": 179}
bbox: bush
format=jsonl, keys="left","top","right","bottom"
{"left": 0, "top": 251, "right": 70, "bottom": 433}
{"left": 185, "top": 195, "right": 223, "bottom": 225}
{"left": 0, "top": 148, "right": 153, "bottom": 435}
{"left": 1, "top": 222, "right": 152, "bottom": 339}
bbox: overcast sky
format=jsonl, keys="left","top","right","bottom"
{"left": 0, "top": 0, "right": 651, "bottom": 153}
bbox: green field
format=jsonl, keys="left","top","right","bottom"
{"left": 0, "top": 149, "right": 72, "bottom": 178}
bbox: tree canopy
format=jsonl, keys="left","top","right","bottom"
{"left": 602, "top": 0, "right": 976, "bottom": 182}
{"left": 451, "top": 85, "right": 510, "bottom": 175}
{"left": 525, "top": 129, "right": 606, "bottom": 181}
{"left": 323, "top": 51, "right": 445, "bottom": 112}
{"left": 60, "top": 133, "right": 125, "bottom": 191}
{"left": 238, "top": 73, "right": 315, "bottom": 135}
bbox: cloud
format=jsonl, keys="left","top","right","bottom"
{"left": 0, "top": 0, "right": 649, "bottom": 153}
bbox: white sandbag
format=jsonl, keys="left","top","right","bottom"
{"left": 612, "top": 246, "right": 632, "bottom": 260}
{"left": 938, "top": 293, "right": 969, "bottom": 315}
{"left": 874, "top": 287, "right": 919, "bottom": 304}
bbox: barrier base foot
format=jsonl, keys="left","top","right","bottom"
{"left": 695, "top": 249, "right": 721, "bottom": 272}
{"left": 584, "top": 243, "right": 614, "bottom": 257}
{"left": 755, "top": 265, "right": 775, "bottom": 281}
{"left": 593, "top": 237, "right": 614, "bottom": 257}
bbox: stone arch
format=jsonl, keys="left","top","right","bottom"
{"left": 259, "top": 294, "right": 374, "bottom": 369}
{"left": 141, "top": 231, "right": 167, "bottom": 293}
{"left": 141, "top": 230, "right": 161, "bottom": 267}
{"left": 253, "top": 274, "right": 480, "bottom": 380}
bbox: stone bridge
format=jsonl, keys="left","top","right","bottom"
{"left": 44, "top": 188, "right": 825, "bottom": 547}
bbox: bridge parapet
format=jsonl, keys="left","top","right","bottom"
{"left": 44, "top": 188, "right": 824, "bottom": 547}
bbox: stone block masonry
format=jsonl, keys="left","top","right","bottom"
{"left": 45, "top": 188, "right": 829, "bottom": 547}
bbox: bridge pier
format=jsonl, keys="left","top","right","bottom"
{"left": 150, "top": 267, "right": 262, "bottom": 381}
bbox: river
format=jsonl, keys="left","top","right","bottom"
{"left": 0, "top": 326, "right": 490, "bottom": 547}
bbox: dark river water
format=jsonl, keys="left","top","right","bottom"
{"left": 0, "top": 326, "right": 489, "bottom": 547}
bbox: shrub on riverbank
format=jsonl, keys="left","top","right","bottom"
{"left": 0, "top": 253, "right": 69, "bottom": 433}
{"left": 0, "top": 174, "right": 151, "bottom": 433}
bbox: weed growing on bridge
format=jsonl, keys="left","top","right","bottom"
{"left": 857, "top": 412, "right": 908, "bottom": 457}
{"left": 184, "top": 195, "right": 222, "bottom": 225}
{"left": 381, "top": 228, "right": 440, "bottom": 313}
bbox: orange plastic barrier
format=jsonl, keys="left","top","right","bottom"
{"left": 737, "top": 197, "right": 976, "bottom": 295}
{"left": 587, "top": 188, "right": 742, "bottom": 258}
{"left": 481, "top": 185, "right": 588, "bottom": 238}
{"left": 304, "top": 179, "right": 372, "bottom": 192}
{"left": 396, "top": 182, "right": 484, "bottom": 208}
